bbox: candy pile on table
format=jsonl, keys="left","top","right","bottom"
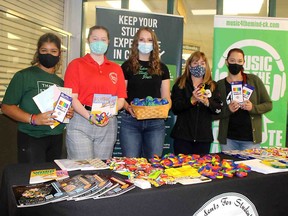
{"left": 223, "top": 147, "right": 288, "bottom": 163}
{"left": 106, "top": 154, "right": 251, "bottom": 187}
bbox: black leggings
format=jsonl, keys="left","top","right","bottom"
{"left": 17, "top": 131, "right": 63, "bottom": 163}
{"left": 173, "top": 138, "right": 211, "bottom": 155}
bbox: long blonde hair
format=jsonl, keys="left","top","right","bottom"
{"left": 127, "top": 27, "right": 162, "bottom": 75}
{"left": 178, "top": 51, "right": 215, "bottom": 91}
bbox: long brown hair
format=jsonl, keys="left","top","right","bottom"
{"left": 127, "top": 27, "right": 162, "bottom": 75}
{"left": 31, "top": 33, "right": 62, "bottom": 71}
{"left": 226, "top": 48, "right": 247, "bottom": 83}
{"left": 178, "top": 51, "right": 216, "bottom": 91}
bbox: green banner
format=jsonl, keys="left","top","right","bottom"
{"left": 212, "top": 16, "right": 288, "bottom": 152}
{"left": 96, "top": 8, "right": 183, "bottom": 156}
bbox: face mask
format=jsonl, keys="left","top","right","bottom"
{"left": 228, "top": 63, "right": 243, "bottom": 75}
{"left": 38, "top": 54, "right": 60, "bottom": 68}
{"left": 189, "top": 65, "right": 206, "bottom": 77}
{"left": 138, "top": 42, "right": 153, "bottom": 54}
{"left": 90, "top": 41, "right": 108, "bottom": 55}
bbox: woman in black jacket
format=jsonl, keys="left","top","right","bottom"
{"left": 171, "top": 51, "right": 223, "bottom": 155}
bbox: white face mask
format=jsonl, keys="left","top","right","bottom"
{"left": 138, "top": 42, "right": 153, "bottom": 54}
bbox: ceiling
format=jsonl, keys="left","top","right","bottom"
{"left": 85, "top": 0, "right": 287, "bottom": 63}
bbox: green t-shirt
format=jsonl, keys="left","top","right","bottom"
{"left": 2, "top": 66, "right": 65, "bottom": 138}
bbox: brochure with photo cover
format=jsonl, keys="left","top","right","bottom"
{"left": 95, "top": 176, "right": 135, "bottom": 199}
{"left": 73, "top": 174, "right": 112, "bottom": 201}
{"left": 12, "top": 181, "right": 67, "bottom": 207}
{"left": 91, "top": 94, "right": 118, "bottom": 117}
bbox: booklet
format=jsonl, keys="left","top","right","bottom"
{"left": 29, "top": 169, "right": 57, "bottom": 184}
{"left": 32, "top": 85, "right": 72, "bottom": 129}
{"left": 242, "top": 83, "right": 255, "bottom": 101}
{"left": 231, "top": 81, "right": 244, "bottom": 103}
{"left": 95, "top": 176, "right": 135, "bottom": 199}
{"left": 73, "top": 174, "right": 112, "bottom": 201}
{"left": 12, "top": 181, "right": 67, "bottom": 207}
{"left": 53, "top": 92, "right": 72, "bottom": 123}
{"left": 29, "top": 169, "right": 69, "bottom": 184}
{"left": 91, "top": 94, "right": 118, "bottom": 117}
{"left": 54, "top": 158, "right": 109, "bottom": 171}
{"left": 58, "top": 174, "right": 106, "bottom": 199}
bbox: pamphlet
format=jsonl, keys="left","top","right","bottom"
{"left": 91, "top": 94, "right": 118, "bottom": 117}
{"left": 12, "top": 181, "right": 67, "bottom": 207}
{"left": 32, "top": 85, "right": 72, "bottom": 129}
{"left": 242, "top": 83, "right": 255, "bottom": 101}
{"left": 33, "top": 85, "right": 60, "bottom": 113}
{"left": 29, "top": 169, "right": 57, "bottom": 184}
{"left": 54, "top": 158, "right": 109, "bottom": 171}
{"left": 55, "top": 170, "right": 69, "bottom": 181}
{"left": 231, "top": 81, "right": 243, "bottom": 103}
{"left": 94, "top": 176, "right": 135, "bottom": 199}
{"left": 53, "top": 92, "right": 72, "bottom": 123}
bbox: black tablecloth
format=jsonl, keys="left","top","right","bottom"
{"left": 1, "top": 158, "right": 288, "bottom": 216}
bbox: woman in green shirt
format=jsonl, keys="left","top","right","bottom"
{"left": 2, "top": 33, "right": 73, "bottom": 163}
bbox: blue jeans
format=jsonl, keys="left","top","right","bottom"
{"left": 119, "top": 112, "right": 165, "bottom": 159}
{"left": 221, "top": 138, "right": 260, "bottom": 151}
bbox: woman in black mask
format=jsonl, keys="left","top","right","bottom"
{"left": 1, "top": 33, "right": 73, "bottom": 163}
{"left": 171, "top": 51, "right": 223, "bottom": 155}
{"left": 215, "top": 48, "right": 272, "bottom": 151}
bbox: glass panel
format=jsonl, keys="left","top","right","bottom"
{"left": 0, "top": 9, "right": 70, "bottom": 103}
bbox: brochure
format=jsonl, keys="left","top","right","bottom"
{"left": 95, "top": 176, "right": 135, "bottom": 199}
{"left": 54, "top": 158, "right": 109, "bottom": 171}
{"left": 231, "top": 81, "right": 244, "bottom": 103}
{"left": 242, "top": 83, "right": 255, "bottom": 101}
{"left": 29, "top": 169, "right": 57, "bottom": 184}
{"left": 32, "top": 85, "right": 72, "bottom": 129}
{"left": 91, "top": 94, "right": 118, "bottom": 117}
{"left": 57, "top": 174, "right": 100, "bottom": 199}
{"left": 73, "top": 174, "right": 112, "bottom": 201}
{"left": 53, "top": 92, "right": 72, "bottom": 123}
{"left": 12, "top": 181, "right": 67, "bottom": 207}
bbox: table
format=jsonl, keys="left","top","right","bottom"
{"left": 1, "top": 159, "right": 288, "bottom": 216}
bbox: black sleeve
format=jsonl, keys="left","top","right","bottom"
{"left": 171, "top": 82, "right": 193, "bottom": 115}
{"left": 208, "top": 82, "right": 223, "bottom": 114}
{"left": 160, "top": 62, "right": 170, "bottom": 80}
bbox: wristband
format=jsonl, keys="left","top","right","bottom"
{"left": 29, "top": 114, "right": 33, "bottom": 125}
{"left": 88, "top": 114, "right": 94, "bottom": 125}
{"left": 30, "top": 114, "right": 37, "bottom": 126}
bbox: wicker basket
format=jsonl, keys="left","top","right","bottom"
{"left": 131, "top": 103, "right": 170, "bottom": 120}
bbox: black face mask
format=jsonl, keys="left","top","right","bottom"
{"left": 38, "top": 53, "right": 60, "bottom": 68}
{"left": 228, "top": 63, "right": 243, "bottom": 75}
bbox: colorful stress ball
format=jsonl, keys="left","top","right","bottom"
{"left": 160, "top": 98, "right": 169, "bottom": 105}
{"left": 95, "top": 112, "right": 109, "bottom": 125}
{"left": 145, "top": 96, "right": 154, "bottom": 105}
{"left": 132, "top": 98, "right": 140, "bottom": 105}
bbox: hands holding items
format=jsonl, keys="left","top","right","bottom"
{"left": 229, "top": 100, "right": 253, "bottom": 113}
{"left": 191, "top": 83, "right": 210, "bottom": 107}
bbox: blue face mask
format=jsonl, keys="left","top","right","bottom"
{"left": 138, "top": 42, "right": 153, "bottom": 54}
{"left": 89, "top": 41, "right": 108, "bottom": 55}
{"left": 189, "top": 65, "right": 206, "bottom": 77}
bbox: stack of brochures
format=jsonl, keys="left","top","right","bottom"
{"left": 12, "top": 173, "right": 135, "bottom": 207}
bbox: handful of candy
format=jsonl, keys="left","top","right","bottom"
{"left": 95, "top": 112, "right": 109, "bottom": 126}
{"left": 132, "top": 96, "right": 169, "bottom": 106}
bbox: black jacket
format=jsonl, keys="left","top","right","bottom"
{"left": 170, "top": 78, "right": 222, "bottom": 142}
